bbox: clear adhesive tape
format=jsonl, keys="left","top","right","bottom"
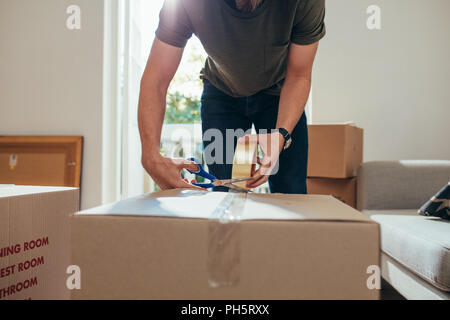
{"left": 231, "top": 139, "right": 258, "bottom": 190}
{"left": 207, "top": 138, "right": 256, "bottom": 288}
{"left": 207, "top": 192, "right": 247, "bottom": 288}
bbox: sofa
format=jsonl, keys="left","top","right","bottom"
{"left": 357, "top": 160, "right": 450, "bottom": 300}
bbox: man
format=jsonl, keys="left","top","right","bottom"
{"left": 138, "top": 0, "right": 326, "bottom": 193}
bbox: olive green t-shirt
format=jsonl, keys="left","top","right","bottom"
{"left": 156, "top": 0, "right": 326, "bottom": 97}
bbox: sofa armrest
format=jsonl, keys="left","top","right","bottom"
{"left": 357, "top": 161, "right": 450, "bottom": 211}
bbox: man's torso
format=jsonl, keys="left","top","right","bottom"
{"left": 157, "top": 0, "right": 326, "bottom": 97}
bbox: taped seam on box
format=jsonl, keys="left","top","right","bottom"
{"left": 207, "top": 191, "right": 247, "bottom": 288}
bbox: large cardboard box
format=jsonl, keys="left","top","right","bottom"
{"left": 71, "top": 189, "right": 380, "bottom": 300}
{"left": 0, "top": 185, "right": 79, "bottom": 300}
{"left": 308, "top": 124, "right": 363, "bottom": 178}
{"left": 307, "top": 178, "right": 357, "bottom": 209}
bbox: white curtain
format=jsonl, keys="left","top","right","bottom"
{"left": 120, "top": 0, "right": 146, "bottom": 198}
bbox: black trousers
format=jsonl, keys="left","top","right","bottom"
{"left": 200, "top": 80, "right": 308, "bottom": 194}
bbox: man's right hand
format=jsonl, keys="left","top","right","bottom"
{"left": 138, "top": 39, "right": 205, "bottom": 191}
{"left": 142, "top": 154, "right": 205, "bottom": 190}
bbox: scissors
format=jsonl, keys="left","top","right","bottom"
{"left": 185, "top": 158, "right": 252, "bottom": 192}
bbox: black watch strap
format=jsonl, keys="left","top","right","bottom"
{"left": 276, "top": 128, "right": 292, "bottom": 150}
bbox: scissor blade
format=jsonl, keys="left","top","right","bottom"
{"left": 218, "top": 177, "right": 253, "bottom": 186}
{"left": 227, "top": 184, "right": 252, "bottom": 193}
{"left": 212, "top": 178, "right": 253, "bottom": 193}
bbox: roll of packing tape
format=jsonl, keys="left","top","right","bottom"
{"left": 231, "top": 139, "right": 258, "bottom": 189}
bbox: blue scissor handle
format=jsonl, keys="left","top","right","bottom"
{"left": 192, "top": 182, "right": 216, "bottom": 189}
{"left": 186, "top": 158, "right": 217, "bottom": 189}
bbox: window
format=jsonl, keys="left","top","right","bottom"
{"left": 118, "top": 0, "right": 207, "bottom": 196}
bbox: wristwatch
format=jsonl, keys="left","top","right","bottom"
{"left": 275, "top": 128, "right": 292, "bottom": 150}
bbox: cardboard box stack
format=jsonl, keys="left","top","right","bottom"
{"left": 0, "top": 186, "right": 78, "bottom": 300}
{"left": 71, "top": 189, "right": 380, "bottom": 300}
{"left": 307, "top": 124, "right": 363, "bottom": 208}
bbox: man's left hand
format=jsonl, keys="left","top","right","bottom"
{"left": 237, "top": 132, "right": 285, "bottom": 189}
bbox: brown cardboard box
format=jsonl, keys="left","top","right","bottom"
{"left": 307, "top": 178, "right": 357, "bottom": 209}
{"left": 71, "top": 189, "right": 380, "bottom": 300}
{"left": 308, "top": 124, "right": 363, "bottom": 178}
{"left": 0, "top": 186, "right": 79, "bottom": 300}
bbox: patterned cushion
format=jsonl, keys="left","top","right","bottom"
{"left": 419, "top": 182, "right": 450, "bottom": 220}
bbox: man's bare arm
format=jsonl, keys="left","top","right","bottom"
{"left": 138, "top": 38, "right": 200, "bottom": 190}
{"left": 246, "top": 41, "right": 319, "bottom": 188}
{"left": 276, "top": 41, "right": 318, "bottom": 133}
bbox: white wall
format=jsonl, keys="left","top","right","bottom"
{"left": 313, "top": 0, "right": 450, "bottom": 161}
{"left": 0, "top": 0, "right": 105, "bottom": 209}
